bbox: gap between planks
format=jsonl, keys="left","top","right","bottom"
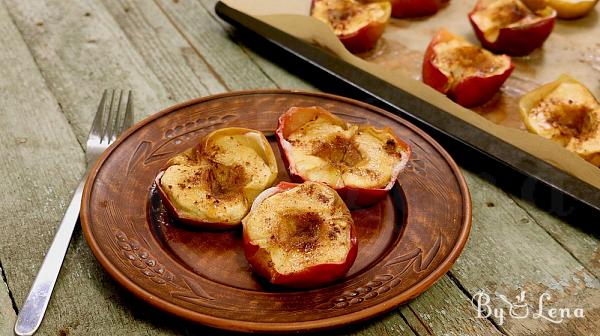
{"left": 0, "top": 257, "right": 18, "bottom": 314}
{"left": 446, "top": 271, "right": 508, "bottom": 335}
{"left": 193, "top": 0, "right": 285, "bottom": 89}
{"left": 0, "top": 1, "right": 88, "bottom": 153}
{"left": 507, "top": 195, "right": 599, "bottom": 282}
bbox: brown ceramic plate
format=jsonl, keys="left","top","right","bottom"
{"left": 81, "top": 90, "right": 471, "bottom": 333}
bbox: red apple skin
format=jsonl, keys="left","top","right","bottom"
{"left": 422, "top": 30, "right": 515, "bottom": 108}
{"left": 155, "top": 172, "right": 239, "bottom": 230}
{"left": 339, "top": 16, "right": 388, "bottom": 53}
{"left": 242, "top": 182, "right": 358, "bottom": 288}
{"left": 311, "top": 0, "right": 391, "bottom": 53}
{"left": 275, "top": 107, "right": 411, "bottom": 208}
{"left": 468, "top": 2, "right": 556, "bottom": 56}
{"left": 390, "top": 0, "right": 448, "bottom": 18}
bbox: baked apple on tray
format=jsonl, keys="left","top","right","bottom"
{"left": 519, "top": 74, "right": 600, "bottom": 166}
{"left": 242, "top": 181, "right": 357, "bottom": 288}
{"left": 276, "top": 106, "right": 411, "bottom": 208}
{"left": 156, "top": 127, "right": 278, "bottom": 229}
{"left": 468, "top": 0, "right": 556, "bottom": 56}
{"left": 422, "top": 29, "right": 514, "bottom": 108}
{"left": 311, "top": 0, "right": 391, "bottom": 53}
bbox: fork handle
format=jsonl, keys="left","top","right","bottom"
{"left": 14, "top": 179, "right": 85, "bottom": 336}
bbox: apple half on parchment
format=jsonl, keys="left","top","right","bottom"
{"left": 545, "top": 0, "right": 598, "bottom": 19}
{"left": 422, "top": 29, "right": 514, "bottom": 108}
{"left": 469, "top": 0, "right": 556, "bottom": 56}
{"left": 519, "top": 74, "right": 600, "bottom": 166}
{"left": 156, "top": 127, "right": 278, "bottom": 229}
{"left": 276, "top": 106, "right": 411, "bottom": 208}
{"left": 242, "top": 181, "right": 358, "bottom": 288}
{"left": 311, "top": 0, "right": 391, "bottom": 53}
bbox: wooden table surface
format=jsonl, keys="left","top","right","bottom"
{"left": 0, "top": 1, "right": 598, "bottom": 335}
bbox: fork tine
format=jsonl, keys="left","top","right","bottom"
{"left": 120, "top": 90, "right": 134, "bottom": 134}
{"left": 102, "top": 89, "right": 116, "bottom": 143}
{"left": 109, "top": 90, "right": 124, "bottom": 143}
{"left": 89, "top": 90, "right": 108, "bottom": 139}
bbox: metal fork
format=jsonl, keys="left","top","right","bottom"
{"left": 14, "top": 90, "right": 134, "bottom": 336}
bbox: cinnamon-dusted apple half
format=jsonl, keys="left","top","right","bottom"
{"left": 311, "top": 0, "right": 391, "bottom": 53}
{"left": 422, "top": 29, "right": 514, "bottom": 107}
{"left": 156, "top": 128, "right": 278, "bottom": 229}
{"left": 519, "top": 75, "right": 600, "bottom": 166}
{"left": 469, "top": 0, "right": 556, "bottom": 56}
{"left": 276, "top": 106, "right": 411, "bottom": 207}
{"left": 242, "top": 181, "right": 357, "bottom": 288}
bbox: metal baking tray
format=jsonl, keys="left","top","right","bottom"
{"left": 215, "top": 1, "right": 600, "bottom": 213}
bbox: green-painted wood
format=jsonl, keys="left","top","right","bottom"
{"left": 511, "top": 197, "right": 600, "bottom": 279}
{"left": 154, "top": 0, "right": 276, "bottom": 91}
{"left": 100, "top": 0, "right": 227, "bottom": 101}
{"left": 400, "top": 275, "right": 503, "bottom": 335}
{"left": 0, "top": 0, "right": 187, "bottom": 334}
{"left": 451, "top": 171, "right": 600, "bottom": 335}
{"left": 199, "top": 0, "right": 317, "bottom": 91}
{"left": 3, "top": 0, "right": 170, "bottom": 145}
{"left": 0, "top": 267, "right": 16, "bottom": 336}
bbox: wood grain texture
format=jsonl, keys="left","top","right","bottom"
{"left": 399, "top": 275, "right": 502, "bottom": 335}
{"left": 0, "top": 0, "right": 191, "bottom": 335}
{"left": 452, "top": 171, "right": 600, "bottom": 335}
{"left": 0, "top": 266, "right": 16, "bottom": 336}
{"left": 511, "top": 197, "right": 600, "bottom": 279}
{"left": 154, "top": 0, "right": 276, "bottom": 91}
{"left": 3, "top": 0, "right": 169, "bottom": 144}
{"left": 100, "top": 0, "right": 227, "bottom": 100}
{"left": 198, "top": 0, "right": 317, "bottom": 91}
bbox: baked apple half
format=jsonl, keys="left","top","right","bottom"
{"left": 156, "top": 128, "right": 278, "bottom": 229}
{"left": 519, "top": 75, "right": 600, "bottom": 166}
{"left": 311, "top": 0, "right": 391, "bottom": 53}
{"left": 242, "top": 181, "right": 357, "bottom": 288}
{"left": 389, "top": 0, "right": 449, "bottom": 18}
{"left": 545, "top": 0, "right": 598, "bottom": 19}
{"left": 469, "top": 0, "right": 556, "bottom": 56}
{"left": 422, "top": 29, "right": 514, "bottom": 107}
{"left": 276, "top": 106, "right": 410, "bottom": 208}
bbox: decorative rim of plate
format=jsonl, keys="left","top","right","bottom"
{"left": 81, "top": 89, "right": 472, "bottom": 333}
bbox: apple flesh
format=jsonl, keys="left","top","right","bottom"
{"left": 422, "top": 29, "right": 514, "bottom": 107}
{"left": 311, "top": 0, "right": 391, "bottom": 53}
{"left": 242, "top": 181, "right": 357, "bottom": 288}
{"left": 545, "top": 0, "right": 598, "bottom": 19}
{"left": 156, "top": 128, "right": 278, "bottom": 229}
{"left": 469, "top": 0, "right": 556, "bottom": 56}
{"left": 276, "top": 106, "right": 411, "bottom": 208}
{"left": 519, "top": 74, "right": 600, "bottom": 166}
{"left": 389, "top": 0, "right": 449, "bottom": 18}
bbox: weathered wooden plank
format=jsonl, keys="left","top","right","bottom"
{"left": 451, "top": 171, "right": 600, "bottom": 335}
{"left": 198, "top": 0, "right": 317, "bottom": 91}
{"left": 4, "top": 0, "right": 170, "bottom": 145}
{"left": 0, "top": 0, "right": 188, "bottom": 334}
{"left": 100, "top": 0, "right": 227, "bottom": 101}
{"left": 511, "top": 197, "right": 600, "bottom": 279}
{"left": 155, "top": 0, "right": 276, "bottom": 91}
{"left": 400, "top": 275, "right": 503, "bottom": 335}
{"left": 0, "top": 266, "right": 16, "bottom": 336}
{"left": 345, "top": 309, "right": 417, "bottom": 336}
